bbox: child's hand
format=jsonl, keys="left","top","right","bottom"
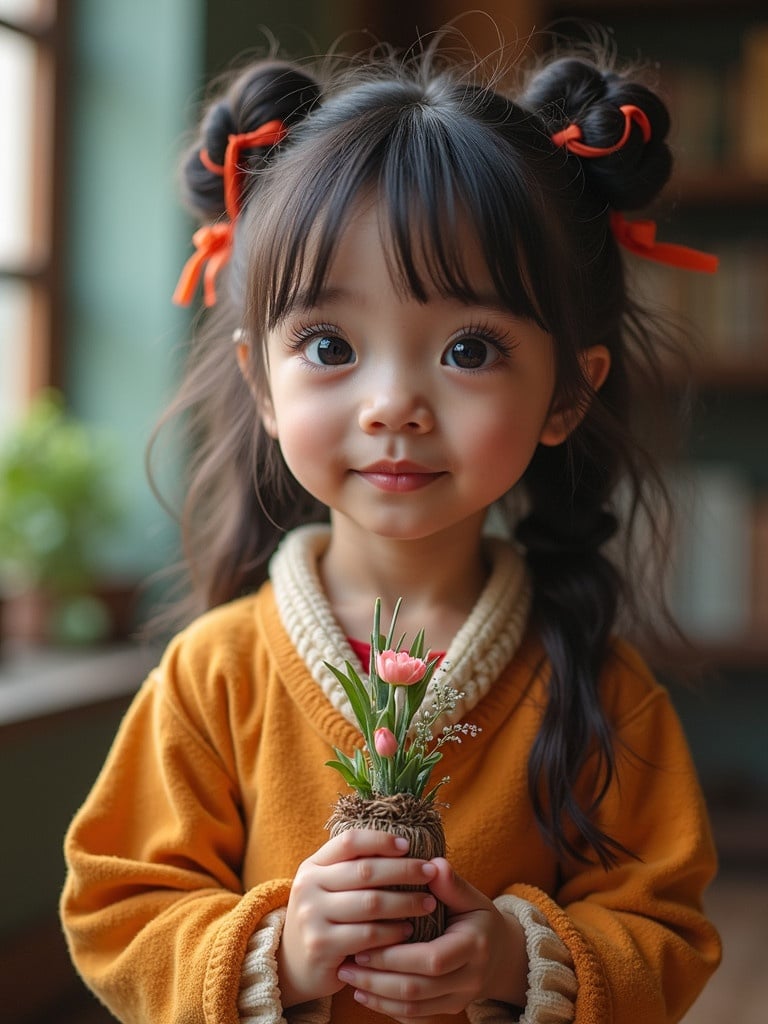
{"left": 277, "top": 830, "right": 440, "bottom": 1008}
{"left": 335, "top": 857, "right": 529, "bottom": 1021}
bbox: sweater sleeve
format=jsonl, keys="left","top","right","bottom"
{"left": 467, "top": 895, "right": 577, "bottom": 1024}
{"left": 61, "top": 635, "right": 291, "bottom": 1024}
{"left": 509, "top": 647, "right": 721, "bottom": 1024}
{"left": 238, "top": 909, "right": 333, "bottom": 1024}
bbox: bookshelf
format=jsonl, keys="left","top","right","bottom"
{"left": 537, "top": 1, "right": 768, "bottom": 672}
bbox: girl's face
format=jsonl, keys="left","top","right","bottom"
{"left": 258, "top": 201, "right": 583, "bottom": 547}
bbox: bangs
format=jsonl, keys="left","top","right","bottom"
{"left": 250, "top": 81, "right": 558, "bottom": 333}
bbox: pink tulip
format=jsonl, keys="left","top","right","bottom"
{"left": 376, "top": 650, "right": 427, "bottom": 686}
{"left": 374, "top": 727, "right": 399, "bottom": 757}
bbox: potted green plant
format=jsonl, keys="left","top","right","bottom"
{"left": 0, "top": 390, "right": 125, "bottom": 645}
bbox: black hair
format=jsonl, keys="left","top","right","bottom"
{"left": 154, "top": 42, "right": 682, "bottom": 868}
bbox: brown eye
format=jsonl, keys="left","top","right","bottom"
{"left": 307, "top": 335, "right": 356, "bottom": 366}
{"left": 443, "top": 337, "right": 499, "bottom": 370}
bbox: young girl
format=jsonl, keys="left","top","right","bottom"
{"left": 62, "top": 39, "right": 721, "bottom": 1024}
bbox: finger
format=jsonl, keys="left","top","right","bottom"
{"left": 312, "top": 829, "right": 411, "bottom": 867}
{"left": 329, "top": 888, "right": 437, "bottom": 925}
{"left": 322, "top": 919, "right": 414, "bottom": 957}
{"left": 338, "top": 962, "right": 468, "bottom": 1018}
{"left": 323, "top": 855, "right": 438, "bottom": 893}
{"left": 426, "top": 857, "right": 488, "bottom": 915}
{"left": 353, "top": 929, "right": 468, "bottom": 975}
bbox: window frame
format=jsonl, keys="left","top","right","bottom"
{"left": 0, "top": 0, "right": 69, "bottom": 399}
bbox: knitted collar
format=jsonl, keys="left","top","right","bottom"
{"left": 269, "top": 524, "right": 531, "bottom": 732}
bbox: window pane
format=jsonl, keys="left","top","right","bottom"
{"left": 0, "top": 0, "right": 45, "bottom": 20}
{"left": 0, "top": 279, "right": 32, "bottom": 436}
{"left": 0, "top": 26, "right": 37, "bottom": 266}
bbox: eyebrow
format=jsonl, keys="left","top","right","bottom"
{"left": 282, "top": 286, "right": 356, "bottom": 316}
{"left": 281, "top": 285, "right": 528, "bottom": 322}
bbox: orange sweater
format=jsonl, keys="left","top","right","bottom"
{"left": 61, "top": 583, "right": 720, "bottom": 1023}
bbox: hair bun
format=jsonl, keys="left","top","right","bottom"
{"left": 521, "top": 56, "right": 672, "bottom": 210}
{"left": 181, "top": 60, "right": 322, "bottom": 219}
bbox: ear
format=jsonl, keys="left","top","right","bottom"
{"left": 539, "top": 344, "right": 611, "bottom": 447}
{"left": 236, "top": 341, "right": 278, "bottom": 438}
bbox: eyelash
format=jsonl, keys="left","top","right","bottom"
{"left": 286, "top": 322, "right": 343, "bottom": 349}
{"left": 448, "top": 321, "right": 518, "bottom": 366}
{"left": 282, "top": 321, "right": 351, "bottom": 371}
{"left": 284, "top": 319, "right": 519, "bottom": 369}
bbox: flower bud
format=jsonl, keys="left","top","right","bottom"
{"left": 376, "top": 650, "right": 426, "bottom": 686}
{"left": 374, "top": 727, "right": 399, "bottom": 757}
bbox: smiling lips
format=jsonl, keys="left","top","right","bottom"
{"left": 356, "top": 461, "right": 445, "bottom": 493}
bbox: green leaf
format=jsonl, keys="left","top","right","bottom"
{"left": 354, "top": 745, "right": 370, "bottom": 774}
{"left": 329, "top": 747, "right": 357, "bottom": 773}
{"left": 423, "top": 776, "right": 449, "bottom": 803}
{"left": 323, "top": 661, "right": 373, "bottom": 740}
{"left": 413, "top": 759, "right": 443, "bottom": 798}
{"left": 398, "top": 676, "right": 430, "bottom": 744}
{"left": 325, "top": 759, "right": 359, "bottom": 788}
{"left": 393, "top": 763, "right": 416, "bottom": 791}
{"left": 409, "top": 628, "right": 425, "bottom": 658}
{"left": 326, "top": 745, "right": 373, "bottom": 792}
{"left": 384, "top": 596, "right": 403, "bottom": 650}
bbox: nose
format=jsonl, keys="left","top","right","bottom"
{"left": 358, "top": 378, "right": 434, "bottom": 434}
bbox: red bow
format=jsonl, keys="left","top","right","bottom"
{"left": 200, "top": 120, "right": 288, "bottom": 223}
{"left": 173, "top": 119, "right": 287, "bottom": 308}
{"left": 610, "top": 212, "right": 719, "bottom": 273}
{"left": 172, "top": 222, "right": 233, "bottom": 307}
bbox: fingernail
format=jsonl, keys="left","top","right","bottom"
{"left": 421, "top": 862, "right": 438, "bottom": 878}
{"left": 354, "top": 989, "right": 369, "bottom": 1005}
{"left": 338, "top": 968, "right": 355, "bottom": 983}
{"left": 422, "top": 895, "right": 437, "bottom": 911}
{"left": 394, "top": 837, "right": 410, "bottom": 851}
{"left": 355, "top": 952, "right": 370, "bottom": 965}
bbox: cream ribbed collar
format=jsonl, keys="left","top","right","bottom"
{"left": 269, "top": 524, "right": 531, "bottom": 732}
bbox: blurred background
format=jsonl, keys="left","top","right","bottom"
{"left": 0, "top": 1, "right": 766, "bottom": 1021}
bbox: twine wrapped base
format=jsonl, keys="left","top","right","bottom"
{"left": 326, "top": 792, "right": 446, "bottom": 942}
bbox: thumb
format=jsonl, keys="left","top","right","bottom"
{"left": 427, "top": 857, "right": 487, "bottom": 915}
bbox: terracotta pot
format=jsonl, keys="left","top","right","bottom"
{"left": 326, "top": 791, "right": 446, "bottom": 942}
{"left": 1, "top": 580, "right": 139, "bottom": 646}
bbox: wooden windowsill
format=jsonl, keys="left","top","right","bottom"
{"left": 0, "top": 641, "right": 159, "bottom": 727}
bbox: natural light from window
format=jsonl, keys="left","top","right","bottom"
{"left": 0, "top": 1, "right": 49, "bottom": 435}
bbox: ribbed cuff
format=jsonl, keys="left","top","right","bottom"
{"left": 238, "top": 908, "right": 332, "bottom": 1024}
{"left": 466, "top": 895, "right": 577, "bottom": 1024}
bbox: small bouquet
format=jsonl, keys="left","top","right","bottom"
{"left": 324, "top": 598, "right": 480, "bottom": 941}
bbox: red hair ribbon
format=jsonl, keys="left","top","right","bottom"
{"left": 610, "top": 212, "right": 719, "bottom": 273}
{"left": 172, "top": 223, "right": 232, "bottom": 307}
{"left": 199, "top": 119, "right": 288, "bottom": 222}
{"left": 551, "top": 104, "right": 651, "bottom": 158}
{"left": 551, "top": 106, "right": 718, "bottom": 273}
{"left": 173, "top": 119, "right": 288, "bottom": 307}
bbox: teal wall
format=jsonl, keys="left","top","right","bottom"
{"left": 0, "top": 0, "right": 205, "bottom": 948}
{"left": 65, "top": 0, "right": 205, "bottom": 580}
{"left": 62, "top": 0, "right": 366, "bottom": 587}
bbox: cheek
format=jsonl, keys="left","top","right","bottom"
{"left": 268, "top": 388, "right": 343, "bottom": 478}
{"left": 460, "top": 396, "right": 551, "bottom": 474}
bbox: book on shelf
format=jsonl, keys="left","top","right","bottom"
{"left": 751, "top": 495, "right": 768, "bottom": 636}
{"left": 658, "top": 21, "right": 768, "bottom": 180}
{"left": 738, "top": 22, "right": 768, "bottom": 180}
{"left": 664, "top": 65, "right": 725, "bottom": 175}
{"left": 666, "top": 463, "right": 763, "bottom": 645}
{"left": 631, "top": 244, "right": 768, "bottom": 371}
